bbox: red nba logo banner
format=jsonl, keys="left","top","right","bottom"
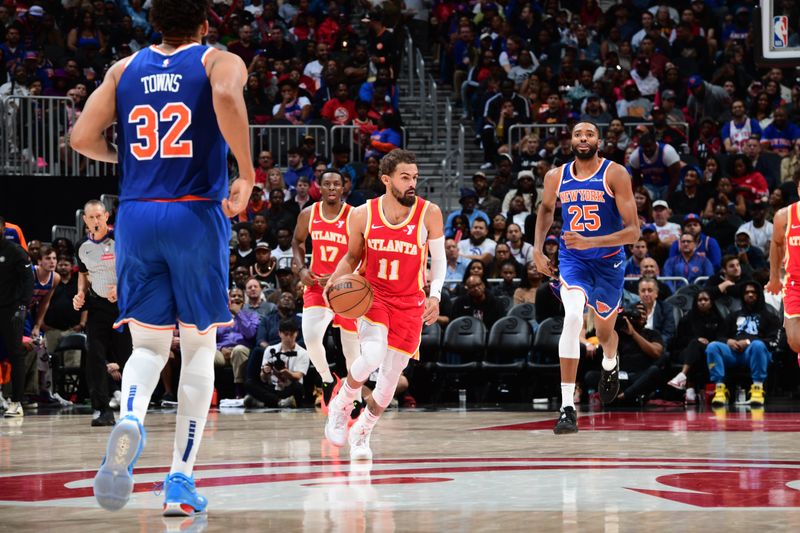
{"left": 774, "top": 16, "right": 789, "bottom": 48}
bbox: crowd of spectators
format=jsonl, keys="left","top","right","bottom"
{"left": 3, "top": 0, "right": 800, "bottom": 410}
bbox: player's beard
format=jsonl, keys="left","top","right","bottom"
{"left": 572, "top": 143, "right": 598, "bottom": 160}
{"left": 391, "top": 184, "right": 416, "bottom": 207}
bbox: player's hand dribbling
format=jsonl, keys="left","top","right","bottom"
{"left": 765, "top": 278, "right": 783, "bottom": 295}
{"left": 223, "top": 177, "right": 254, "bottom": 218}
{"left": 533, "top": 249, "right": 556, "bottom": 278}
{"left": 422, "top": 297, "right": 439, "bottom": 326}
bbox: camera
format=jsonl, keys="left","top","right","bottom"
{"left": 268, "top": 349, "right": 298, "bottom": 371}
{"left": 615, "top": 309, "right": 641, "bottom": 333}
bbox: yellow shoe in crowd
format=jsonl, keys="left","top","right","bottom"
{"left": 711, "top": 384, "right": 728, "bottom": 407}
{"left": 749, "top": 384, "right": 765, "bottom": 407}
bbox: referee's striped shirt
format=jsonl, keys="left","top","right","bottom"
{"left": 76, "top": 231, "right": 117, "bottom": 299}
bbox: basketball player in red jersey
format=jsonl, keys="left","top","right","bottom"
{"left": 291, "top": 169, "right": 361, "bottom": 411}
{"left": 766, "top": 193, "right": 800, "bottom": 356}
{"left": 323, "top": 149, "right": 446, "bottom": 460}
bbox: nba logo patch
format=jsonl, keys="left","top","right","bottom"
{"left": 774, "top": 16, "right": 789, "bottom": 49}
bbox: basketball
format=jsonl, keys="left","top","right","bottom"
{"left": 326, "top": 273, "right": 374, "bottom": 319}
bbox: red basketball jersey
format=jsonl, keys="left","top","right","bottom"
{"left": 363, "top": 196, "right": 429, "bottom": 298}
{"left": 785, "top": 202, "right": 800, "bottom": 283}
{"left": 308, "top": 202, "right": 352, "bottom": 277}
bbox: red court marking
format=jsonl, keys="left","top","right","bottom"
{"left": 476, "top": 411, "right": 800, "bottom": 432}
{"left": 302, "top": 477, "right": 453, "bottom": 487}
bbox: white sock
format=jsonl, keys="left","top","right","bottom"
{"left": 360, "top": 407, "right": 380, "bottom": 431}
{"left": 170, "top": 325, "right": 216, "bottom": 476}
{"left": 120, "top": 324, "right": 173, "bottom": 423}
{"left": 335, "top": 380, "right": 360, "bottom": 408}
{"left": 561, "top": 383, "right": 575, "bottom": 409}
{"left": 601, "top": 355, "right": 617, "bottom": 371}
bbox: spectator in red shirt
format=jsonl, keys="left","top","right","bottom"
{"left": 728, "top": 154, "right": 769, "bottom": 203}
{"left": 321, "top": 82, "right": 356, "bottom": 125}
{"left": 352, "top": 99, "right": 377, "bottom": 137}
{"left": 316, "top": 2, "right": 342, "bottom": 47}
{"left": 254, "top": 151, "right": 274, "bottom": 187}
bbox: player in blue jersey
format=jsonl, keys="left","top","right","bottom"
{"left": 70, "top": 0, "right": 254, "bottom": 517}
{"left": 534, "top": 122, "right": 639, "bottom": 434}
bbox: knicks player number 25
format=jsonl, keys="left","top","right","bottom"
{"left": 567, "top": 205, "right": 601, "bottom": 232}
{"left": 128, "top": 102, "right": 192, "bottom": 160}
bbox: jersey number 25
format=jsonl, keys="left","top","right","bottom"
{"left": 567, "top": 205, "right": 601, "bottom": 232}
{"left": 128, "top": 103, "right": 192, "bottom": 160}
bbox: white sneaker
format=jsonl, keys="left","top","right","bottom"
{"left": 348, "top": 412, "right": 373, "bottom": 461}
{"left": 668, "top": 372, "right": 687, "bottom": 390}
{"left": 685, "top": 387, "right": 697, "bottom": 404}
{"left": 324, "top": 397, "right": 353, "bottom": 447}
{"left": 0, "top": 392, "right": 7, "bottom": 412}
{"left": 277, "top": 396, "right": 296, "bottom": 408}
{"left": 4, "top": 402, "right": 23, "bottom": 418}
{"left": 109, "top": 390, "right": 121, "bottom": 410}
{"left": 52, "top": 392, "right": 73, "bottom": 407}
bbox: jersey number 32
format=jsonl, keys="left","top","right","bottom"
{"left": 128, "top": 102, "right": 192, "bottom": 160}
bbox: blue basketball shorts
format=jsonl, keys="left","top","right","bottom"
{"left": 114, "top": 200, "right": 232, "bottom": 332}
{"left": 558, "top": 249, "right": 625, "bottom": 320}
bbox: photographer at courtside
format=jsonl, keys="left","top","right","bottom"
{"left": 243, "top": 319, "right": 309, "bottom": 408}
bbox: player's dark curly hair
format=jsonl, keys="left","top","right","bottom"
{"left": 379, "top": 149, "right": 416, "bottom": 177}
{"left": 150, "top": 0, "right": 210, "bottom": 39}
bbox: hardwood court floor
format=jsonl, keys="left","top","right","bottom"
{"left": 2, "top": 406, "right": 800, "bottom": 532}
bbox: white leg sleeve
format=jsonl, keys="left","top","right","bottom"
{"left": 559, "top": 285, "right": 586, "bottom": 360}
{"left": 170, "top": 324, "right": 217, "bottom": 476}
{"left": 349, "top": 320, "right": 389, "bottom": 383}
{"left": 371, "top": 349, "right": 410, "bottom": 409}
{"left": 340, "top": 328, "right": 361, "bottom": 372}
{"left": 302, "top": 306, "right": 335, "bottom": 383}
{"left": 120, "top": 323, "right": 172, "bottom": 423}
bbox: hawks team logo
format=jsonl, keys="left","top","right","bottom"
{"left": 3, "top": 457, "right": 800, "bottom": 510}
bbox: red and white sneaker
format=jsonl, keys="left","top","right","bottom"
{"left": 668, "top": 372, "right": 687, "bottom": 390}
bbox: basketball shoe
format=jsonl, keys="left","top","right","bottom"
{"left": 598, "top": 356, "right": 620, "bottom": 404}
{"left": 320, "top": 374, "right": 342, "bottom": 416}
{"left": 94, "top": 415, "right": 145, "bottom": 511}
{"left": 162, "top": 472, "right": 207, "bottom": 517}
{"left": 3, "top": 402, "right": 22, "bottom": 418}
{"left": 348, "top": 411, "right": 373, "bottom": 461}
{"left": 749, "top": 384, "right": 765, "bottom": 407}
{"left": 711, "top": 383, "right": 728, "bottom": 407}
{"left": 325, "top": 395, "right": 354, "bottom": 447}
{"left": 553, "top": 406, "right": 578, "bottom": 434}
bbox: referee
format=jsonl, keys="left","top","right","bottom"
{"left": 0, "top": 215, "right": 34, "bottom": 418}
{"left": 73, "top": 200, "right": 131, "bottom": 427}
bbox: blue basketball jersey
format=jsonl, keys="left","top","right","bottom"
{"left": 558, "top": 158, "right": 624, "bottom": 260}
{"left": 116, "top": 44, "right": 228, "bottom": 202}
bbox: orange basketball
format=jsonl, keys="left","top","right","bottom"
{"left": 327, "top": 273, "right": 374, "bottom": 319}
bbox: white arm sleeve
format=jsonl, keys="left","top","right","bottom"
{"left": 428, "top": 236, "right": 446, "bottom": 300}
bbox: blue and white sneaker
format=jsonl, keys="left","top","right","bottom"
{"left": 93, "top": 415, "right": 146, "bottom": 511}
{"left": 162, "top": 472, "right": 208, "bottom": 517}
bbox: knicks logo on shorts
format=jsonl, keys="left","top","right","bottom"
{"left": 596, "top": 300, "right": 611, "bottom": 314}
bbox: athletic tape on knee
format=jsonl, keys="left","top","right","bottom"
{"left": 350, "top": 322, "right": 388, "bottom": 382}
{"left": 371, "top": 350, "right": 409, "bottom": 408}
{"left": 559, "top": 285, "right": 586, "bottom": 360}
